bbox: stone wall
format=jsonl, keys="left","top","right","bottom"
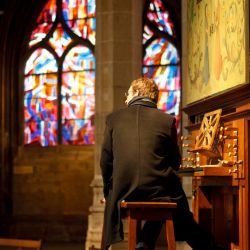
{"left": 9, "top": 146, "right": 94, "bottom": 242}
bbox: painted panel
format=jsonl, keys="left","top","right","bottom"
{"left": 186, "top": 0, "right": 246, "bottom": 104}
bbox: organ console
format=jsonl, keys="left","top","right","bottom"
{"left": 180, "top": 86, "right": 250, "bottom": 250}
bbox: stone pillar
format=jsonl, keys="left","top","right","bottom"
{"left": 85, "top": 0, "right": 143, "bottom": 249}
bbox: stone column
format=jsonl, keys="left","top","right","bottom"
{"left": 85, "top": 0, "right": 143, "bottom": 249}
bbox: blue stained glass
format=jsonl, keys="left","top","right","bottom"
{"left": 144, "top": 38, "right": 179, "bottom": 66}
{"left": 62, "top": 72, "right": 95, "bottom": 95}
{"left": 25, "top": 49, "right": 58, "bottom": 75}
{"left": 143, "top": 0, "right": 181, "bottom": 133}
{"left": 62, "top": 119, "right": 94, "bottom": 145}
{"left": 157, "top": 90, "right": 181, "bottom": 114}
{"left": 61, "top": 95, "right": 94, "bottom": 120}
{"left": 66, "top": 18, "right": 96, "bottom": 44}
{"left": 61, "top": 71, "right": 95, "bottom": 122}
{"left": 24, "top": 97, "right": 57, "bottom": 122}
{"left": 143, "top": 66, "right": 181, "bottom": 115}
{"left": 87, "top": 0, "right": 96, "bottom": 16}
{"left": 63, "top": 46, "right": 95, "bottom": 71}
{"left": 147, "top": 0, "right": 174, "bottom": 35}
{"left": 62, "top": 0, "right": 96, "bottom": 20}
{"left": 24, "top": 74, "right": 57, "bottom": 99}
{"left": 25, "top": 0, "right": 96, "bottom": 146}
{"left": 49, "top": 25, "right": 72, "bottom": 56}
{"left": 143, "top": 66, "right": 180, "bottom": 91}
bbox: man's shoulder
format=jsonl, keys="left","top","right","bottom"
{"left": 106, "top": 108, "right": 128, "bottom": 120}
{"left": 154, "top": 109, "right": 175, "bottom": 122}
{"left": 106, "top": 107, "right": 175, "bottom": 124}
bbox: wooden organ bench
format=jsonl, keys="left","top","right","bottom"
{"left": 120, "top": 201, "right": 177, "bottom": 250}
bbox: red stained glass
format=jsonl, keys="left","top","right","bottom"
{"left": 29, "top": 0, "right": 56, "bottom": 47}
{"left": 62, "top": 71, "right": 95, "bottom": 121}
{"left": 62, "top": 119, "right": 94, "bottom": 145}
{"left": 25, "top": 0, "right": 96, "bottom": 146}
{"left": 147, "top": 0, "right": 174, "bottom": 35}
{"left": 37, "top": 0, "right": 56, "bottom": 23}
{"left": 62, "top": 0, "right": 95, "bottom": 20}
{"left": 66, "top": 19, "right": 96, "bottom": 44}
{"left": 24, "top": 121, "right": 57, "bottom": 146}
{"left": 143, "top": 38, "right": 179, "bottom": 66}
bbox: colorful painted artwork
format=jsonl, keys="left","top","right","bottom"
{"left": 186, "top": 0, "right": 246, "bottom": 104}
{"left": 24, "top": 0, "right": 96, "bottom": 146}
{"left": 143, "top": 0, "right": 181, "bottom": 131}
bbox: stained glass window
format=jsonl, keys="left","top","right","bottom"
{"left": 24, "top": 0, "right": 96, "bottom": 146}
{"left": 143, "top": 0, "right": 181, "bottom": 132}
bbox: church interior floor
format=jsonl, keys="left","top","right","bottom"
{"left": 42, "top": 242, "right": 191, "bottom": 250}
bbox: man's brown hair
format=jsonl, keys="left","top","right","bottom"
{"left": 130, "top": 77, "right": 159, "bottom": 103}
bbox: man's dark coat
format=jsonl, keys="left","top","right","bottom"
{"left": 100, "top": 97, "right": 182, "bottom": 248}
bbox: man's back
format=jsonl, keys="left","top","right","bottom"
{"left": 106, "top": 102, "right": 181, "bottom": 191}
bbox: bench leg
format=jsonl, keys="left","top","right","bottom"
{"left": 128, "top": 216, "right": 137, "bottom": 250}
{"left": 165, "top": 214, "right": 176, "bottom": 250}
